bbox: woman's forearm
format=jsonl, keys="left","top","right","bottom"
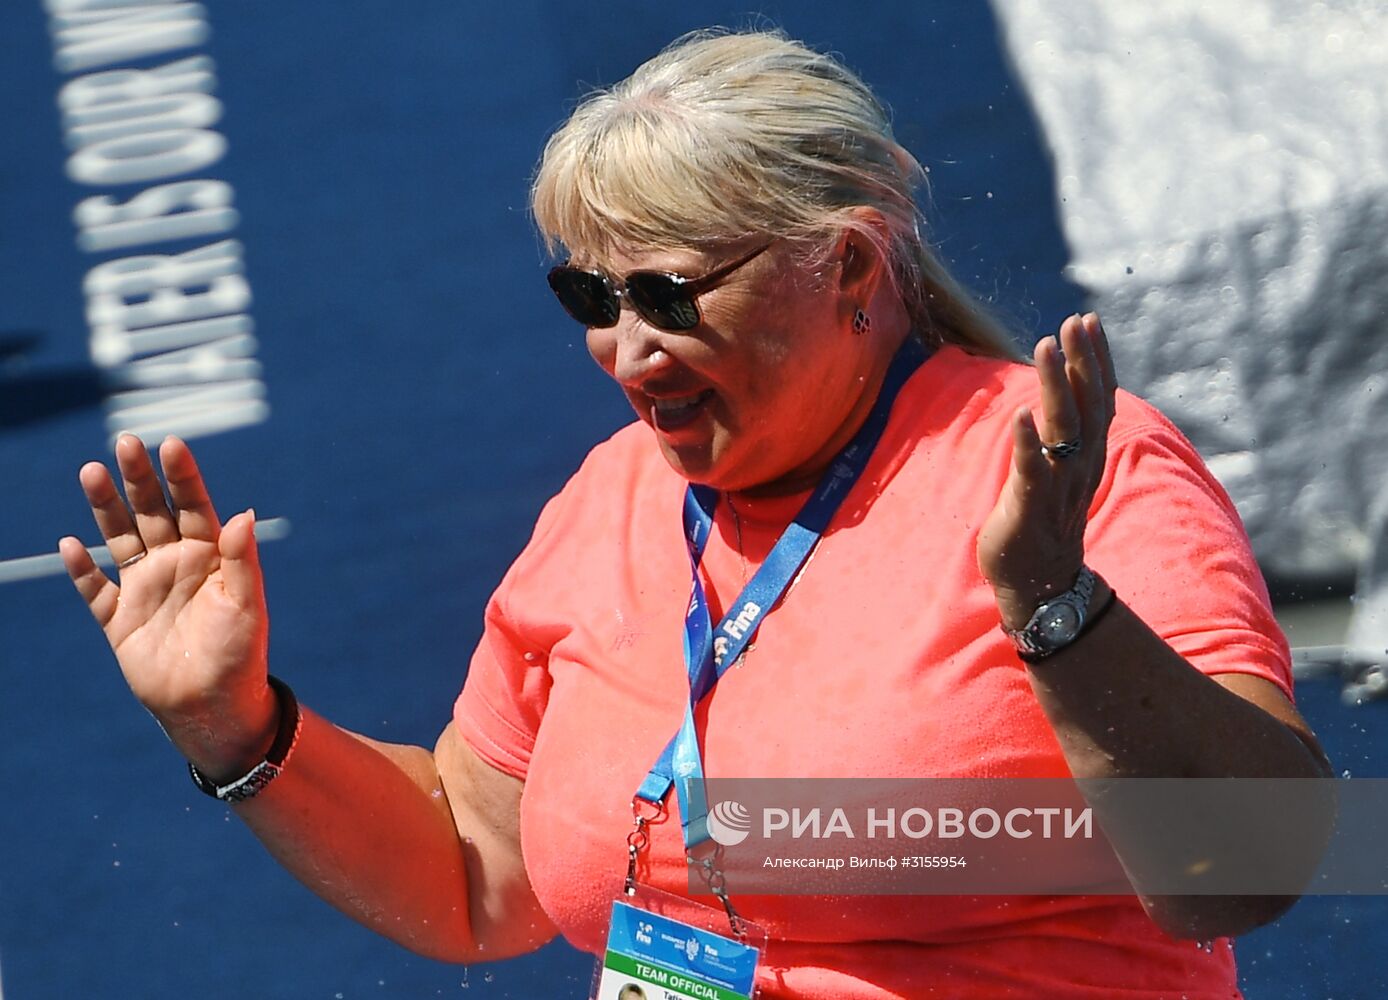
{"left": 226, "top": 708, "right": 540, "bottom": 963}
{"left": 1021, "top": 584, "right": 1333, "bottom": 938}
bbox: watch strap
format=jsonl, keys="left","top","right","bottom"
{"left": 188, "top": 676, "right": 301, "bottom": 803}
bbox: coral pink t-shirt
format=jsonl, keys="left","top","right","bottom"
{"left": 456, "top": 345, "right": 1290, "bottom": 999}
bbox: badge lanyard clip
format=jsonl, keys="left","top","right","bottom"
{"left": 624, "top": 797, "right": 666, "bottom": 897}
{"left": 688, "top": 841, "right": 747, "bottom": 939}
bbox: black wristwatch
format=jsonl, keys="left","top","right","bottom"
{"left": 1001, "top": 566, "right": 1100, "bottom": 662}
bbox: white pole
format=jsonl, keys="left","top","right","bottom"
{"left": 0, "top": 517, "right": 291, "bottom": 584}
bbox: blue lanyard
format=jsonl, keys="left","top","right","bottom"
{"left": 635, "top": 337, "right": 931, "bottom": 852}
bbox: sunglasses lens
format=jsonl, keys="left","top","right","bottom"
{"left": 625, "top": 273, "right": 700, "bottom": 331}
{"left": 548, "top": 269, "right": 620, "bottom": 327}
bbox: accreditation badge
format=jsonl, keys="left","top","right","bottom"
{"left": 594, "top": 898, "right": 761, "bottom": 1000}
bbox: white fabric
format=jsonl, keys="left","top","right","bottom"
{"left": 991, "top": 0, "right": 1388, "bottom": 657}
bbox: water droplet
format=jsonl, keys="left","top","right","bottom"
{"left": 483, "top": 973, "right": 494, "bottom": 983}
{"left": 1342, "top": 769, "right": 1353, "bottom": 778}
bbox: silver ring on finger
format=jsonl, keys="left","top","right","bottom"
{"left": 1040, "top": 437, "right": 1083, "bottom": 459}
{"left": 118, "top": 550, "right": 148, "bottom": 570}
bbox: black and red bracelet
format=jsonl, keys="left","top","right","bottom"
{"left": 187, "top": 675, "right": 302, "bottom": 803}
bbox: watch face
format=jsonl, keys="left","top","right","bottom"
{"left": 1039, "top": 603, "right": 1082, "bottom": 644}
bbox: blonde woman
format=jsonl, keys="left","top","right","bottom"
{"left": 62, "top": 29, "right": 1329, "bottom": 999}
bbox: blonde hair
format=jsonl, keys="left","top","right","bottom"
{"left": 531, "top": 29, "right": 1024, "bottom": 360}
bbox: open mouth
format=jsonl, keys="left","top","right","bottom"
{"left": 649, "top": 389, "right": 715, "bottom": 431}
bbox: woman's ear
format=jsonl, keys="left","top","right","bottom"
{"left": 835, "top": 207, "right": 892, "bottom": 308}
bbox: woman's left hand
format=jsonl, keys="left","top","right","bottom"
{"left": 977, "top": 312, "right": 1118, "bottom": 629}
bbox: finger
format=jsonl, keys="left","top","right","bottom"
{"left": 1076, "top": 313, "right": 1117, "bottom": 465}
{"left": 1034, "top": 326, "right": 1082, "bottom": 449}
{"left": 59, "top": 535, "right": 120, "bottom": 628}
{"left": 1083, "top": 312, "right": 1119, "bottom": 412}
{"left": 1059, "top": 314, "right": 1104, "bottom": 443}
{"left": 1011, "top": 405, "right": 1050, "bottom": 485}
{"left": 218, "top": 509, "right": 263, "bottom": 612}
{"left": 160, "top": 436, "right": 221, "bottom": 543}
{"left": 79, "top": 460, "right": 148, "bottom": 566}
{"left": 115, "top": 433, "right": 181, "bottom": 549}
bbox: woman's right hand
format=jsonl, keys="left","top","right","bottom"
{"left": 59, "top": 433, "right": 276, "bottom": 780}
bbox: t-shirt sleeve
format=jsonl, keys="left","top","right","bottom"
{"left": 1084, "top": 402, "right": 1295, "bottom": 701}
{"left": 453, "top": 488, "right": 571, "bottom": 780}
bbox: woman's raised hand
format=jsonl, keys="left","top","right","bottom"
{"left": 59, "top": 434, "right": 276, "bottom": 780}
{"left": 976, "top": 312, "right": 1119, "bottom": 628}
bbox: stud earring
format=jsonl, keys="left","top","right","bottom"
{"left": 852, "top": 309, "right": 872, "bottom": 335}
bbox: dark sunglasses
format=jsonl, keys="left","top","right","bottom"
{"left": 546, "top": 242, "right": 772, "bottom": 331}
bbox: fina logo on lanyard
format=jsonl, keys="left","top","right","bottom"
{"left": 714, "top": 602, "right": 763, "bottom": 665}
{"left": 722, "top": 601, "right": 762, "bottom": 641}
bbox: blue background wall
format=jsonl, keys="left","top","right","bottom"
{"left": 1, "top": 3, "right": 1381, "bottom": 997}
